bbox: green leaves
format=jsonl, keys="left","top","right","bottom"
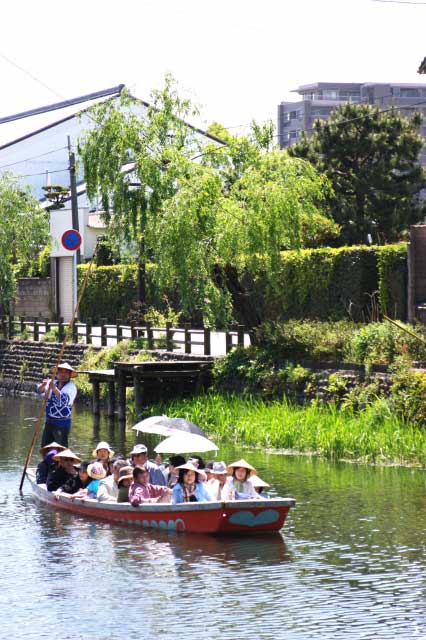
{"left": 78, "top": 76, "right": 332, "bottom": 327}
{"left": 0, "top": 173, "right": 49, "bottom": 313}
{"left": 290, "top": 103, "right": 426, "bottom": 244}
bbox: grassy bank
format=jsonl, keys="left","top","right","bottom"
{"left": 148, "top": 393, "right": 426, "bottom": 466}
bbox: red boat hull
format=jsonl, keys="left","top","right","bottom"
{"left": 27, "top": 470, "right": 295, "bottom": 535}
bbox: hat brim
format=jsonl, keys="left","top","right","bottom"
{"left": 92, "top": 448, "right": 115, "bottom": 459}
{"left": 118, "top": 475, "right": 134, "bottom": 486}
{"left": 52, "top": 451, "right": 81, "bottom": 463}
{"left": 176, "top": 463, "right": 207, "bottom": 481}
{"left": 39, "top": 442, "right": 67, "bottom": 455}
{"left": 227, "top": 459, "right": 256, "bottom": 475}
{"left": 51, "top": 366, "right": 78, "bottom": 378}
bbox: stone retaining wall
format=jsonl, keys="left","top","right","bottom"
{"left": 0, "top": 340, "right": 90, "bottom": 395}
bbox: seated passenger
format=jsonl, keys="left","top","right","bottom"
{"left": 116, "top": 466, "right": 134, "bottom": 503}
{"left": 249, "top": 475, "right": 270, "bottom": 499}
{"left": 204, "top": 461, "right": 215, "bottom": 482}
{"left": 172, "top": 462, "right": 213, "bottom": 504}
{"left": 129, "top": 466, "right": 172, "bottom": 506}
{"left": 164, "top": 455, "right": 186, "bottom": 488}
{"left": 128, "top": 444, "right": 166, "bottom": 486}
{"left": 222, "top": 459, "right": 259, "bottom": 500}
{"left": 57, "top": 461, "right": 91, "bottom": 496}
{"left": 92, "top": 441, "right": 115, "bottom": 474}
{"left": 188, "top": 455, "right": 205, "bottom": 471}
{"left": 207, "top": 461, "right": 228, "bottom": 500}
{"left": 36, "top": 441, "right": 66, "bottom": 484}
{"left": 97, "top": 458, "right": 129, "bottom": 502}
{"left": 84, "top": 462, "right": 107, "bottom": 498}
{"left": 46, "top": 449, "right": 80, "bottom": 491}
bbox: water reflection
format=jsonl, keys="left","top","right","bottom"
{"left": 3, "top": 396, "right": 426, "bottom": 638}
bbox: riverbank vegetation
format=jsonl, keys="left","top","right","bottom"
{"left": 137, "top": 319, "right": 426, "bottom": 466}
{"left": 148, "top": 391, "right": 426, "bottom": 466}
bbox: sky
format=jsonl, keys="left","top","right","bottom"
{"left": 1, "top": 0, "right": 426, "bottom": 145}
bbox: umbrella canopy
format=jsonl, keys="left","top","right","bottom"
{"left": 132, "top": 415, "right": 206, "bottom": 437}
{"left": 154, "top": 432, "right": 218, "bottom": 454}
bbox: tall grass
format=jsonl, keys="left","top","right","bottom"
{"left": 151, "top": 393, "right": 426, "bottom": 466}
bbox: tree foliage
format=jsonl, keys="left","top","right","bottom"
{"left": 79, "top": 76, "right": 333, "bottom": 327}
{"left": 289, "top": 103, "right": 426, "bottom": 244}
{"left": 0, "top": 173, "right": 49, "bottom": 313}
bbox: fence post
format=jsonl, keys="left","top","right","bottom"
{"left": 116, "top": 318, "right": 122, "bottom": 344}
{"left": 237, "top": 324, "right": 245, "bottom": 348}
{"left": 166, "top": 322, "right": 173, "bottom": 351}
{"left": 146, "top": 322, "right": 154, "bottom": 349}
{"left": 33, "top": 318, "right": 39, "bottom": 342}
{"left": 203, "top": 327, "right": 211, "bottom": 356}
{"left": 71, "top": 320, "right": 78, "bottom": 343}
{"left": 225, "top": 329, "right": 233, "bottom": 353}
{"left": 130, "top": 321, "right": 138, "bottom": 341}
{"left": 86, "top": 318, "right": 92, "bottom": 345}
{"left": 184, "top": 323, "right": 191, "bottom": 354}
{"left": 100, "top": 318, "right": 107, "bottom": 347}
{"left": 40, "top": 317, "right": 47, "bottom": 342}
{"left": 8, "top": 315, "right": 13, "bottom": 340}
{"left": 20, "top": 316, "right": 25, "bottom": 338}
{"left": 58, "top": 317, "right": 65, "bottom": 343}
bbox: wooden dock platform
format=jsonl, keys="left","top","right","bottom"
{"left": 84, "top": 360, "right": 214, "bottom": 420}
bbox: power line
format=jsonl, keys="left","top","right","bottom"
{"left": 372, "top": 0, "right": 426, "bottom": 4}
{"left": 0, "top": 51, "right": 64, "bottom": 101}
{"left": 0, "top": 146, "right": 68, "bottom": 171}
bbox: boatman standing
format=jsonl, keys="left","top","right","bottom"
{"left": 37, "top": 363, "right": 78, "bottom": 448}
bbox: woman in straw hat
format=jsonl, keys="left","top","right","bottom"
{"left": 172, "top": 462, "right": 213, "bottom": 504}
{"left": 46, "top": 449, "right": 81, "bottom": 492}
{"left": 249, "top": 475, "right": 270, "bottom": 499}
{"left": 37, "top": 363, "right": 78, "bottom": 449}
{"left": 35, "top": 442, "right": 66, "bottom": 484}
{"left": 222, "top": 459, "right": 259, "bottom": 500}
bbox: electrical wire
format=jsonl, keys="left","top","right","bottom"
{"left": 0, "top": 51, "right": 64, "bottom": 101}
{"left": 372, "top": 0, "right": 426, "bottom": 5}
{"left": 0, "top": 146, "right": 68, "bottom": 171}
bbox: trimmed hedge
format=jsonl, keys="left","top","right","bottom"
{"left": 262, "top": 244, "right": 407, "bottom": 323}
{"left": 77, "top": 244, "right": 408, "bottom": 324}
{"left": 77, "top": 264, "right": 138, "bottom": 321}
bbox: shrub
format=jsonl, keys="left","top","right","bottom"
{"left": 254, "top": 320, "right": 357, "bottom": 362}
{"left": 388, "top": 365, "right": 426, "bottom": 426}
{"left": 345, "top": 322, "right": 398, "bottom": 364}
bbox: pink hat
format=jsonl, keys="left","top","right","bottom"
{"left": 87, "top": 462, "right": 107, "bottom": 480}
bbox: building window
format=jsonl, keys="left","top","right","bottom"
{"left": 323, "top": 90, "right": 338, "bottom": 99}
{"left": 290, "top": 111, "right": 298, "bottom": 120}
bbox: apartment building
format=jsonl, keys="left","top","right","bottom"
{"left": 278, "top": 82, "right": 426, "bottom": 158}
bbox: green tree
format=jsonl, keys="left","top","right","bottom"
{"left": 289, "top": 103, "right": 426, "bottom": 244}
{"left": 78, "top": 74, "right": 203, "bottom": 308}
{"left": 0, "top": 173, "right": 49, "bottom": 314}
{"left": 79, "top": 77, "right": 332, "bottom": 327}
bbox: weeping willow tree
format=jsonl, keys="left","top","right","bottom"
{"left": 0, "top": 173, "right": 49, "bottom": 315}
{"left": 78, "top": 75, "right": 332, "bottom": 327}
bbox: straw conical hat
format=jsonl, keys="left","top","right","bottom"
{"left": 39, "top": 441, "right": 67, "bottom": 456}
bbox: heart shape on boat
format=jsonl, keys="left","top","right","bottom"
{"left": 228, "top": 509, "right": 279, "bottom": 527}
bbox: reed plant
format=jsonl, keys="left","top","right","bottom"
{"left": 151, "top": 392, "right": 426, "bottom": 466}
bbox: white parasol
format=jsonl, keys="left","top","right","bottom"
{"left": 154, "top": 432, "right": 218, "bottom": 454}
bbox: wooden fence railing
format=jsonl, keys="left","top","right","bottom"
{"left": 0, "top": 315, "right": 248, "bottom": 356}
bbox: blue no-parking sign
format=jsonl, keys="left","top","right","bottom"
{"left": 61, "top": 229, "right": 82, "bottom": 251}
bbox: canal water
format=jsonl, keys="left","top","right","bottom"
{"left": 1, "top": 395, "right": 426, "bottom": 639}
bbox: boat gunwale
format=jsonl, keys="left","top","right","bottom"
{"left": 26, "top": 469, "right": 296, "bottom": 513}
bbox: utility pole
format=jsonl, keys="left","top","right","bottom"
{"left": 68, "top": 136, "right": 80, "bottom": 264}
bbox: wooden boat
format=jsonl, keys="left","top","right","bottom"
{"left": 26, "top": 469, "right": 295, "bottom": 535}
